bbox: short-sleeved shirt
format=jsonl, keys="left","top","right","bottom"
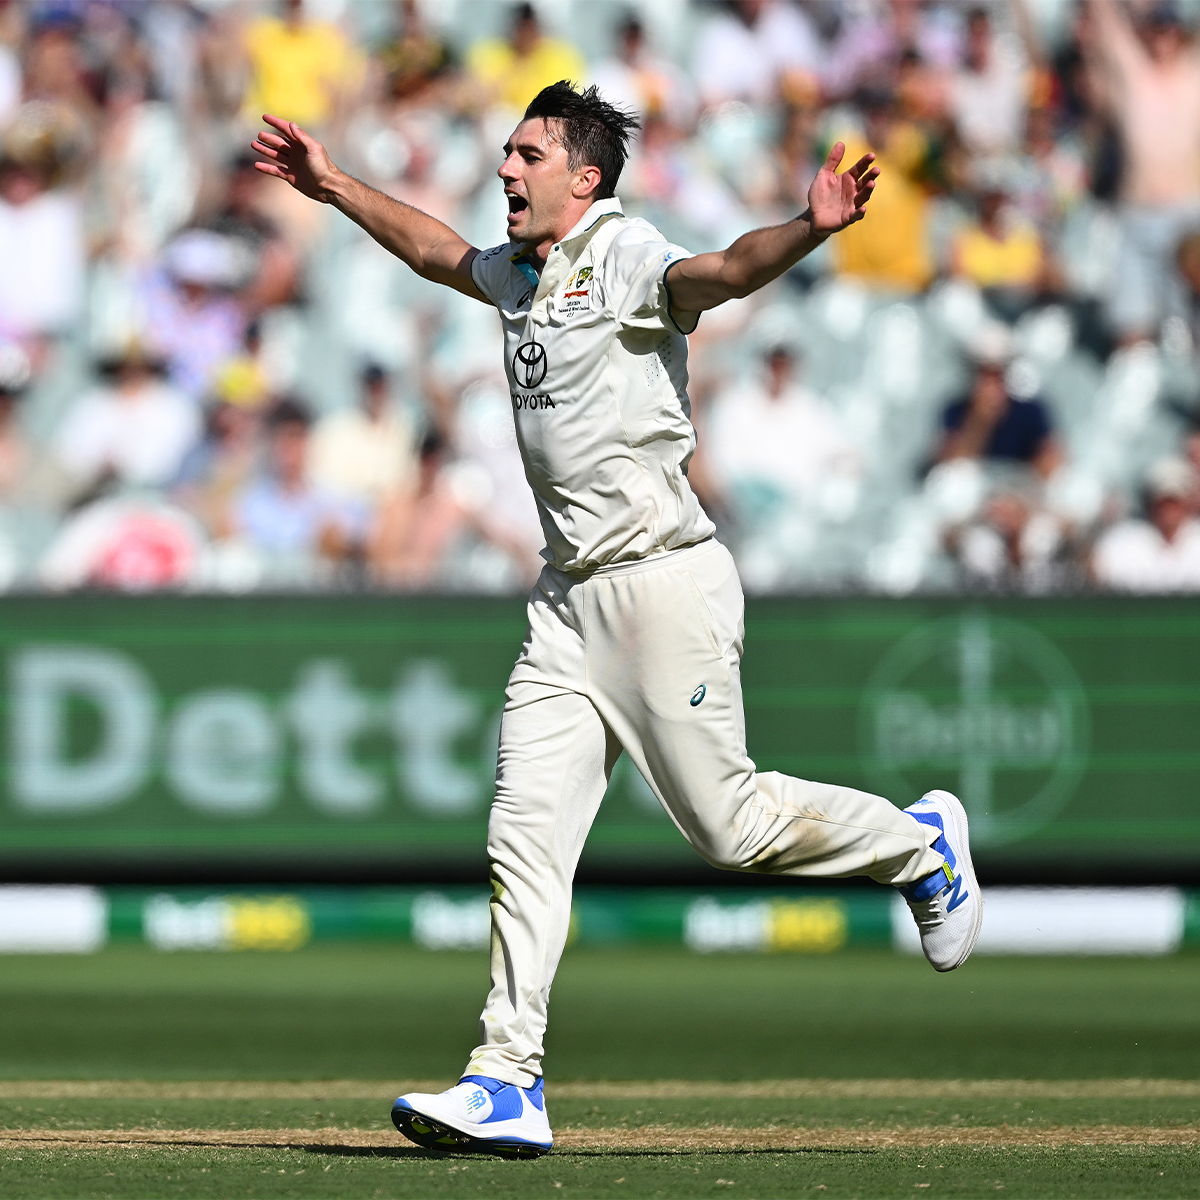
{"left": 470, "top": 198, "right": 715, "bottom": 573}
{"left": 940, "top": 394, "right": 1052, "bottom": 463}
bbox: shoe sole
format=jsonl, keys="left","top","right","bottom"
{"left": 922, "top": 788, "right": 984, "bottom": 971}
{"left": 391, "top": 1104, "right": 551, "bottom": 1160}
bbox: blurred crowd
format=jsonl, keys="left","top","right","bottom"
{"left": 2, "top": 0, "right": 1200, "bottom": 594}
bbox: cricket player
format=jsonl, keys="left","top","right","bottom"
{"left": 253, "top": 81, "right": 982, "bottom": 1160}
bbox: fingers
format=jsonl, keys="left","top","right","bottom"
{"left": 253, "top": 161, "right": 292, "bottom": 183}
{"left": 847, "top": 152, "right": 877, "bottom": 181}
{"left": 822, "top": 140, "right": 846, "bottom": 173}
{"left": 251, "top": 138, "right": 284, "bottom": 161}
{"left": 260, "top": 113, "right": 297, "bottom": 137}
{"left": 854, "top": 177, "right": 878, "bottom": 205}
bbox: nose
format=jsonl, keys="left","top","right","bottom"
{"left": 498, "top": 151, "right": 519, "bottom": 182}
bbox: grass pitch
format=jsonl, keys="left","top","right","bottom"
{"left": 0, "top": 945, "right": 1197, "bottom": 1197}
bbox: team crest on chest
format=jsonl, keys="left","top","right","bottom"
{"left": 558, "top": 265, "right": 593, "bottom": 314}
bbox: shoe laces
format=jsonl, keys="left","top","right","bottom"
{"left": 905, "top": 889, "right": 948, "bottom": 932}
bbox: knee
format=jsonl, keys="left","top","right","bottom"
{"left": 694, "top": 840, "right": 758, "bottom": 874}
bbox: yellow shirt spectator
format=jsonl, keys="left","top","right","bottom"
{"left": 467, "top": 34, "right": 586, "bottom": 114}
{"left": 243, "top": 15, "right": 363, "bottom": 128}
{"left": 830, "top": 122, "right": 934, "bottom": 294}
{"left": 953, "top": 214, "right": 1043, "bottom": 290}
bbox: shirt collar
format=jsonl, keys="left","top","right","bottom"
{"left": 559, "top": 197, "right": 623, "bottom": 246}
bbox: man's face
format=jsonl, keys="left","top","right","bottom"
{"left": 1151, "top": 495, "right": 1188, "bottom": 542}
{"left": 1145, "top": 21, "right": 1185, "bottom": 63}
{"left": 272, "top": 422, "right": 309, "bottom": 484}
{"left": 499, "top": 118, "right": 591, "bottom": 245}
{"left": 971, "top": 364, "right": 1009, "bottom": 419}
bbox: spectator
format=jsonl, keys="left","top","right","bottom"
{"left": 234, "top": 398, "right": 364, "bottom": 570}
{"left": 948, "top": 5, "right": 1031, "bottom": 161}
{"left": 242, "top": 0, "right": 363, "bottom": 128}
{"left": 822, "top": 0, "right": 963, "bottom": 102}
{"left": 89, "top": 52, "right": 198, "bottom": 266}
{"left": 705, "top": 345, "right": 860, "bottom": 524}
{"left": 1092, "top": 457, "right": 1200, "bottom": 591}
{"left": 951, "top": 166, "right": 1046, "bottom": 321}
{"left": 829, "top": 88, "right": 936, "bottom": 293}
{"left": 952, "top": 480, "right": 1069, "bottom": 593}
{"left": 140, "top": 229, "right": 248, "bottom": 401}
{"left": 1011, "top": 103, "right": 1090, "bottom": 241}
{"left": 691, "top": 0, "right": 821, "bottom": 110}
{"left": 0, "top": 4, "right": 22, "bottom": 129}
{"left": 772, "top": 103, "right": 822, "bottom": 215}
{"left": 53, "top": 344, "right": 200, "bottom": 497}
{"left": 1085, "top": 0, "right": 1200, "bottom": 342}
{"left": 39, "top": 496, "right": 204, "bottom": 592}
{"left": 936, "top": 328, "right": 1063, "bottom": 480}
{"left": 1185, "top": 419, "right": 1200, "bottom": 506}
{"left": 621, "top": 112, "right": 748, "bottom": 250}
{"left": 0, "top": 135, "right": 85, "bottom": 351}
{"left": 466, "top": 3, "right": 585, "bottom": 115}
{"left": 21, "top": 11, "right": 100, "bottom": 135}
{"left": 1174, "top": 227, "right": 1200, "bottom": 347}
{"left": 205, "top": 152, "right": 301, "bottom": 314}
{"left": 173, "top": 398, "right": 263, "bottom": 541}
{"left": 590, "top": 14, "right": 695, "bottom": 127}
{"left": 376, "top": 0, "right": 456, "bottom": 103}
{"left": 369, "top": 431, "right": 474, "bottom": 589}
{"left": 210, "top": 320, "right": 273, "bottom": 414}
{"left": 0, "top": 339, "right": 31, "bottom": 501}
{"left": 309, "top": 364, "right": 417, "bottom": 505}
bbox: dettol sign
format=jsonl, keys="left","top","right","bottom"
{"left": 859, "top": 615, "right": 1090, "bottom": 845}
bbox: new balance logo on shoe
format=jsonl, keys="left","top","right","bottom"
{"left": 943, "top": 871, "right": 968, "bottom": 913}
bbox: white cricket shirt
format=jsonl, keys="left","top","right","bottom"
{"left": 471, "top": 197, "right": 716, "bottom": 573}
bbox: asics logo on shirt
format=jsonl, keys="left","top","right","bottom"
{"left": 513, "top": 340, "right": 548, "bottom": 389}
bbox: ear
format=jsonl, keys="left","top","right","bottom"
{"left": 572, "top": 164, "right": 603, "bottom": 200}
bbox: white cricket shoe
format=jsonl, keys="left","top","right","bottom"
{"left": 897, "top": 789, "right": 983, "bottom": 972}
{"left": 391, "top": 1075, "right": 553, "bottom": 1159}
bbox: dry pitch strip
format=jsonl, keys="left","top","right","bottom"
{"left": 2, "top": 1079, "right": 1197, "bottom": 1154}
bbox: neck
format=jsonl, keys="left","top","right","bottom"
{"left": 522, "top": 196, "right": 604, "bottom": 266}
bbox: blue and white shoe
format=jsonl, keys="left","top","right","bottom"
{"left": 897, "top": 790, "right": 983, "bottom": 972}
{"left": 391, "top": 1075, "right": 553, "bottom": 1159}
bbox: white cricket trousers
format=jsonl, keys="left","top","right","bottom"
{"left": 466, "top": 539, "right": 943, "bottom": 1087}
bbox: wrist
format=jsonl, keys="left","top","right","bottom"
{"left": 319, "top": 163, "right": 352, "bottom": 207}
{"left": 799, "top": 208, "right": 832, "bottom": 243}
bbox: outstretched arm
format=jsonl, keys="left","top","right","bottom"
{"left": 664, "top": 142, "right": 878, "bottom": 313}
{"left": 252, "top": 114, "right": 485, "bottom": 302}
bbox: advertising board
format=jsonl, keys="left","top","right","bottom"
{"left": 1, "top": 596, "right": 1196, "bottom": 880}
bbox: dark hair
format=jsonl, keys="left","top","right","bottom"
{"left": 523, "top": 81, "right": 640, "bottom": 200}
{"left": 267, "top": 396, "right": 311, "bottom": 430}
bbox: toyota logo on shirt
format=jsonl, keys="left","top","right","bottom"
{"left": 512, "top": 339, "right": 548, "bottom": 389}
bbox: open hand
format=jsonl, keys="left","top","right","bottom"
{"left": 807, "top": 142, "right": 879, "bottom": 235}
{"left": 251, "top": 114, "right": 338, "bottom": 202}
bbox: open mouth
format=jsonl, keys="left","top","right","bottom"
{"left": 506, "top": 193, "right": 528, "bottom": 216}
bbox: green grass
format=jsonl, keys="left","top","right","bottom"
{"left": 0, "top": 944, "right": 1198, "bottom": 1080}
{"left": 1, "top": 944, "right": 1199, "bottom": 1197}
{"left": 0, "top": 1144, "right": 1197, "bottom": 1200}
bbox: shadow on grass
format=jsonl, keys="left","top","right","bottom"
{"left": 302, "top": 1145, "right": 876, "bottom": 1161}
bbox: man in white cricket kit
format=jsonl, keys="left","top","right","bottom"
{"left": 253, "top": 82, "right": 982, "bottom": 1159}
